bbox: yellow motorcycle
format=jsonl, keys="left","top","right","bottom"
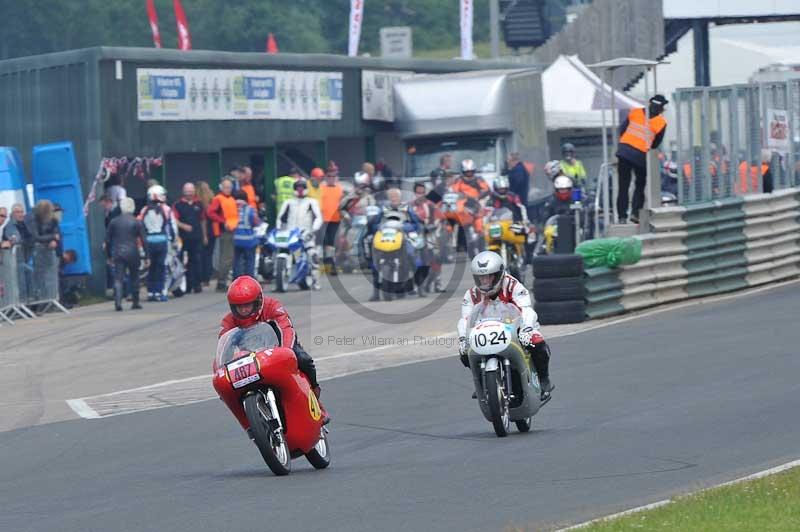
{"left": 483, "top": 207, "right": 527, "bottom": 284}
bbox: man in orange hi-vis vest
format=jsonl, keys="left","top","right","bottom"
{"left": 616, "top": 94, "right": 668, "bottom": 223}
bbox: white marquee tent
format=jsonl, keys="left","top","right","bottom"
{"left": 542, "top": 54, "right": 643, "bottom": 131}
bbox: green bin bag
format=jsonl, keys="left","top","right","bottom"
{"left": 576, "top": 238, "right": 642, "bottom": 268}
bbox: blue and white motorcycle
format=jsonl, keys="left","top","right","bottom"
{"left": 259, "top": 227, "right": 313, "bottom": 292}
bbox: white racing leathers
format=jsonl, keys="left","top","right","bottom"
{"left": 277, "top": 197, "right": 324, "bottom": 287}
{"left": 457, "top": 274, "right": 540, "bottom": 340}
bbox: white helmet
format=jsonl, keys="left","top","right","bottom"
{"left": 471, "top": 251, "right": 505, "bottom": 297}
{"left": 544, "top": 160, "right": 562, "bottom": 180}
{"left": 493, "top": 175, "right": 510, "bottom": 197}
{"left": 147, "top": 185, "right": 167, "bottom": 203}
{"left": 553, "top": 175, "right": 574, "bottom": 201}
{"left": 353, "top": 171, "right": 371, "bottom": 189}
{"left": 461, "top": 159, "right": 477, "bottom": 175}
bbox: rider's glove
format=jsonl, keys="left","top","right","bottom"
{"left": 518, "top": 327, "right": 544, "bottom": 347}
{"left": 510, "top": 223, "right": 526, "bottom": 235}
{"left": 458, "top": 337, "right": 469, "bottom": 368}
{"left": 458, "top": 337, "right": 468, "bottom": 356}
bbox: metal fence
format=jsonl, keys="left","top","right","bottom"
{"left": 0, "top": 245, "right": 68, "bottom": 326}
{"left": 673, "top": 80, "right": 800, "bottom": 204}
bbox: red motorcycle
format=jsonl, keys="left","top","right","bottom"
{"left": 212, "top": 323, "right": 331, "bottom": 476}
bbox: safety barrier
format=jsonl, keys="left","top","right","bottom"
{"left": 584, "top": 188, "right": 800, "bottom": 319}
{"left": 0, "top": 245, "right": 68, "bottom": 326}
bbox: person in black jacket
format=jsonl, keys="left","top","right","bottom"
{"left": 105, "top": 197, "right": 148, "bottom": 311}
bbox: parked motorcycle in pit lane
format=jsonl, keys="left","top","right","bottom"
{"left": 466, "top": 299, "right": 548, "bottom": 437}
{"left": 440, "top": 191, "right": 484, "bottom": 259}
{"left": 212, "top": 323, "right": 331, "bottom": 476}
{"left": 371, "top": 215, "right": 423, "bottom": 300}
{"left": 259, "top": 227, "right": 313, "bottom": 292}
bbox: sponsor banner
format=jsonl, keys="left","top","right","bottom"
{"left": 361, "top": 70, "right": 414, "bottom": 122}
{"left": 766, "top": 108, "right": 790, "bottom": 153}
{"left": 137, "top": 69, "right": 343, "bottom": 121}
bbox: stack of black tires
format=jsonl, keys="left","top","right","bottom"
{"left": 531, "top": 254, "right": 586, "bottom": 324}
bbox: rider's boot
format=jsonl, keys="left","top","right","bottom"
{"left": 530, "top": 342, "right": 554, "bottom": 398}
{"left": 312, "top": 385, "right": 331, "bottom": 425}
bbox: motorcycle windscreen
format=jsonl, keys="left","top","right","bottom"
{"left": 216, "top": 323, "right": 281, "bottom": 367}
{"left": 468, "top": 300, "right": 521, "bottom": 330}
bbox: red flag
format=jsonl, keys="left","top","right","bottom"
{"left": 173, "top": 0, "right": 192, "bottom": 50}
{"left": 266, "top": 33, "right": 279, "bottom": 54}
{"left": 146, "top": 0, "right": 162, "bottom": 48}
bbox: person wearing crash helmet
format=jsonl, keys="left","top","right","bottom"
{"left": 457, "top": 251, "right": 554, "bottom": 398}
{"left": 560, "top": 143, "right": 587, "bottom": 188}
{"left": 451, "top": 159, "right": 490, "bottom": 200}
{"left": 277, "top": 179, "right": 323, "bottom": 290}
{"left": 138, "top": 184, "right": 176, "bottom": 302}
{"left": 488, "top": 175, "right": 529, "bottom": 226}
{"left": 540, "top": 174, "right": 575, "bottom": 224}
{"left": 220, "top": 275, "right": 328, "bottom": 422}
{"left": 543, "top": 160, "right": 565, "bottom": 181}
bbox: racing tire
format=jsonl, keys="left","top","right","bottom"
{"left": 298, "top": 276, "right": 310, "bottom": 290}
{"left": 533, "top": 277, "right": 585, "bottom": 302}
{"left": 275, "top": 257, "right": 288, "bottom": 293}
{"left": 534, "top": 300, "right": 586, "bottom": 325}
{"left": 486, "top": 369, "right": 510, "bottom": 438}
{"left": 515, "top": 417, "right": 532, "bottom": 433}
{"left": 244, "top": 392, "right": 292, "bottom": 476}
{"left": 381, "top": 279, "right": 395, "bottom": 301}
{"left": 531, "top": 254, "right": 584, "bottom": 279}
{"left": 305, "top": 429, "right": 331, "bottom": 470}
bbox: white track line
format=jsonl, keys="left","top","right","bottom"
{"left": 557, "top": 459, "right": 800, "bottom": 530}
{"left": 65, "top": 399, "right": 101, "bottom": 420}
{"left": 66, "top": 279, "right": 799, "bottom": 420}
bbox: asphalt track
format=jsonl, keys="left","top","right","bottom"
{"left": 1, "top": 281, "right": 799, "bottom": 531}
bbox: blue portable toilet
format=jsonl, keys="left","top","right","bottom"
{"left": 0, "top": 147, "right": 30, "bottom": 213}
{"left": 31, "top": 142, "right": 93, "bottom": 276}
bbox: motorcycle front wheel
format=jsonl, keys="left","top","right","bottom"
{"left": 244, "top": 391, "right": 292, "bottom": 476}
{"left": 486, "top": 369, "right": 510, "bottom": 437}
{"left": 275, "top": 256, "right": 288, "bottom": 293}
{"left": 305, "top": 428, "right": 331, "bottom": 469}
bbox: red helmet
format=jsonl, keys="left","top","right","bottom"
{"left": 227, "top": 276, "right": 264, "bottom": 328}
{"left": 310, "top": 167, "right": 325, "bottom": 180}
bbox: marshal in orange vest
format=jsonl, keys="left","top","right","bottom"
{"left": 619, "top": 108, "right": 668, "bottom": 153}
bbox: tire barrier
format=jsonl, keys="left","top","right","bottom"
{"left": 531, "top": 254, "right": 586, "bottom": 324}
{"left": 584, "top": 188, "right": 800, "bottom": 319}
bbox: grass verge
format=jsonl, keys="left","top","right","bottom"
{"left": 576, "top": 465, "right": 800, "bottom": 532}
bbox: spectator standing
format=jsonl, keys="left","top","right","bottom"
{"left": 105, "top": 197, "right": 148, "bottom": 311}
{"left": 196, "top": 181, "right": 215, "bottom": 286}
{"left": 506, "top": 152, "right": 530, "bottom": 204}
{"left": 206, "top": 178, "right": 238, "bottom": 291}
{"left": 232, "top": 190, "right": 261, "bottom": 279}
{"left": 0, "top": 207, "right": 17, "bottom": 248}
{"left": 239, "top": 166, "right": 260, "bottom": 209}
{"left": 25, "top": 200, "right": 61, "bottom": 302}
{"left": 307, "top": 167, "right": 325, "bottom": 203}
{"left": 106, "top": 174, "right": 127, "bottom": 209}
{"left": 138, "top": 185, "right": 175, "bottom": 302}
{"left": 319, "top": 165, "right": 344, "bottom": 275}
{"left": 411, "top": 181, "right": 443, "bottom": 294}
{"left": 274, "top": 169, "right": 299, "bottom": 219}
{"left": 8, "top": 203, "right": 32, "bottom": 259}
{"left": 173, "top": 182, "right": 207, "bottom": 294}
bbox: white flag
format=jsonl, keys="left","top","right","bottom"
{"left": 460, "top": 0, "right": 473, "bottom": 60}
{"left": 349, "top": 0, "right": 365, "bottom": 57}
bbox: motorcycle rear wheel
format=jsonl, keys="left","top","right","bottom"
{"left": 486, "top": 369, "right": 510, "bottom": 437}
{"left": 305, "top": 429, "right": 331, "bottom": 470}
{"left": 244, "top": 391, "right": 292, "bottom": 476}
